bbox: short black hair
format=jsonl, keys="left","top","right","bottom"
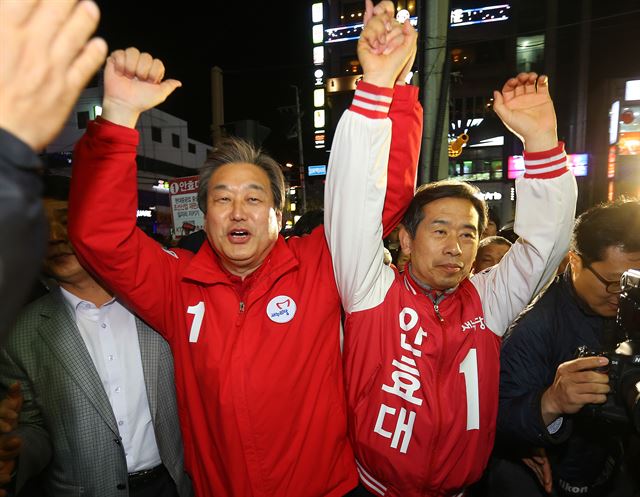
{"left": 198, "top": 137, "right": 285, "bottom": 214}
{"left": 401, "top": 179, "right": 488, "bottom": 238}
{"left": 478, "top": 235, "right": 512, "bottom": 250}
{"left": 290, "top": 209, "right": 324, "bottom": 237}
{"left": 572, "top": 197, "right": 640, "bottom": 263}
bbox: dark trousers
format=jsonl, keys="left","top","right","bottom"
{"left": 344, "top": 484, "right": 377, "bottom": 497}
{"left": 129, "top": 465, "right": 179, "bottom": 497}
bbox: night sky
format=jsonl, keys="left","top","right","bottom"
{"left": 96, "top": 1, "right": 312, "bottom": 161}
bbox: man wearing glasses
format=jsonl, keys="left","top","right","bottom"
{"left": 492, "top": 198, "right": 640, "bottom": 497}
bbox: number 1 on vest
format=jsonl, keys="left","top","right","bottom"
{"left": 459, "top": 348, "right": 480, "bottom": 430}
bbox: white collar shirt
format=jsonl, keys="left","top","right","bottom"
{"left": 60, "top": 287, "right": 162, "bottom": 472}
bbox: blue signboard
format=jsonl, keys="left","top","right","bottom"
{"left": 308, "top": 165, "right": 327, "bottom": 176}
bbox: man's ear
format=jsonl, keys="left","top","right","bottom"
{"left": 568, "top": 250, "right": 582, "bottom": 275}
{"left": 276, "top": 210, "right": 283, "bottom": 231}
{"left": 398, "top": 224, "right": 413, "bottom": 256}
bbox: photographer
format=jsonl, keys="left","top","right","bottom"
{"left": 492, "top": 198, "right": 640, "bottom": 497}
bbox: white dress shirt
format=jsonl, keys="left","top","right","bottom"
{"left": 61, "top": 287, "right": 162, "bottom": 472}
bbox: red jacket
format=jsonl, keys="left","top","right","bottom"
{"left": 325, "top": 83, "right": 578, "bottom": 496}
{"left": 68, "top": 86, "right": 422, "bottom": 497}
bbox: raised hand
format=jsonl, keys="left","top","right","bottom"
{"left": 493, "top": 73, "right": 558, "bottom": 153}
{"left": 358, "top": 0, "right": 417, "bottom": 88}
{"left": 101, "top": 47, "right": 182, "bottom": 129}
{"left": 540, "top": 356, "right": 610, "bottom": 425}
{"left": 0, "top": 0, "right": 108, "bottom": 151}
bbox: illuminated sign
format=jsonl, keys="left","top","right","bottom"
{"left": 508, "top": 154, "right": 588, "bottom": 179}
{"left": 618, "top": 131, "right": 640, "bottom": 156}
{"left": 608, "top": 181, "right": 614, "bottom": 201}
{"left": 608, "top": 145, "right": 617, "bottom": 178}
{"left": 313, "top": 89, "right": 325, "bottom": 108}
{"left": 609, "top": 100, "right": 620, "bottom": 145}
{"left": 618, "top": 105, "right": 640, "bottom": 155}
{"left": 626, "top": 80, "right": 640, "bottom": 101}
{"left": 308, "top": 165, "right": 327, "bottom": 176}
{"left": 325, "top": 4, "right": 510, "bottom": 46}
{"left": 475, "top": 191, "right": 503, "bottom": 201}
{"left": 449, "top": 118, "right": 484, "bottom": 139}
{"left": 312, "top": 24, "right": 324, "bottom": 44}
{"left": 468, "top": 136, "right": 504, "bottom": 147}
{"left": 327, "top": 75, "right": 362, "bottom": 93}
{"left": 312, "top": 3, "right": 323, "bottom": 23}
{"left": 314, "top": 109, "right": 325, "bottom": 129}
{"left": 136, "top": 210, "right": 152, "bottom": 218}
{"left": 153, "top": 179, "right": 170, "bottom": 192}
{"left": 325, "top": 17, "right": 418, "bottom": 44}
{"left": 313, "top": 46, "right": 324, "bottom": 65}
{"left": 311, "top": 3, "right": 326, "bottom": 150}
{"left": 450, "top": 4, "right": 511, "bottom": 27}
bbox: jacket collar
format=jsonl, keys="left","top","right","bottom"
{"left": 181, "top": 235, "right": 299, "bottom": 288}
{"left": 404, "top": 263, "right": 459, "bottom": 304}
{"left": 36, "top": 288, "right": 120, "bottom": 435}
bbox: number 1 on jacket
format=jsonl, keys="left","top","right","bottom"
{"left": 187, "top": 301, "right": 205, "bottom": 343}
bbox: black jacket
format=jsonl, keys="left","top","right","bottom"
{"left": 0, "top": 129, "right": 46, "bottom": 338}
{"left": 497, "top": 270, "right": 630, "bottom": 495}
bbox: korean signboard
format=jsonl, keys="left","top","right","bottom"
{"left": 169, "top": 175, "right": 204, "bottom": 238}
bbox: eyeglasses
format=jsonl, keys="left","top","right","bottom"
{"left": 583, "top": 262, "right": 622, "bottom": 294}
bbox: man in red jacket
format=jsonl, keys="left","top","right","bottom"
{"left": 325, "top": 3, "right": 578, "bottom": 496}
{"left": 68, "top": 16, "right": 421, "bottom": 497}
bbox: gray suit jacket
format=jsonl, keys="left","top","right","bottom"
{"left": 0, "top": 289, "right": 192, "bottom": 497}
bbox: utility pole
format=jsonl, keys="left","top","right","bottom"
{"left": 211, "top": 66, "right": 224, "bottom": 146}
{"left": 292, "top": 85, "right": 307, "bottom": 214}
{"left": 418, "top": 0, "right": 451, "bottom": 183}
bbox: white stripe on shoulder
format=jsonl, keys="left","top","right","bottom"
{"left": 404, "top": 275, "right": 417, "bottom": 295}
{"left": 162, "top": 248, "right": 179, "bottom": 259}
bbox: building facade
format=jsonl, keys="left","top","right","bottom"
{"left": 308, "top": 0, "right": 640, "bottom": 224}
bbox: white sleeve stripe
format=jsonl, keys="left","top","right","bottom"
{"left": 524, "top": 163, "right": 567, "bottom": 175}
{"left": 355, "top": 89, "right": 393, "bottom": 104}
{"left": 524, "top": 152, "right": 566, "bottom": 166}
{"left": 356, "top": 460, "right": 387, "bottom": 494}
{"left": 352, "top": 100, "right": 391, "bottom": 113}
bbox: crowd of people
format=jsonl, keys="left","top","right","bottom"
{"left": 0, "top": 1, "right": 638, "bottom": 497}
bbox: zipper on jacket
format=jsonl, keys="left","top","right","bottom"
{"left": 239, "top": 301, "right": 245, "bottom": 313}
{"left": 433, "top": 303, "right": 445, "bottom": 323}
{"left": 425, "top": 305, "right": 448, "bottom": 488}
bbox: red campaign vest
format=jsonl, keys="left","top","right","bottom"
{"left": 343, "top": 273, "right": 501, "bottom": 497}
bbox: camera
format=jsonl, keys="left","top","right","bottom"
{"left": 576, "top": 269, "right": 640, "bottom": 431}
